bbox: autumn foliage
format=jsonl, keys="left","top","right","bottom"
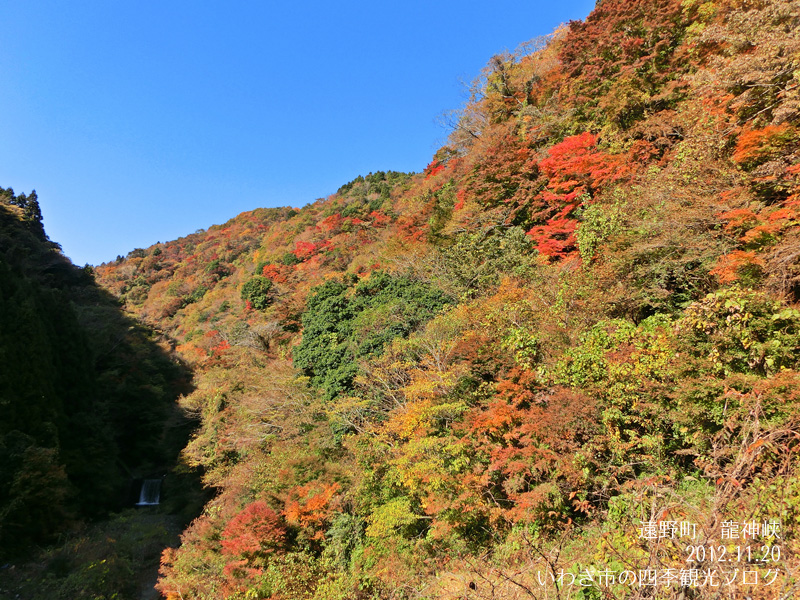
{"left": 527, "top": 132, "right": 627, "bottom": 258}
{"left": 222, "top": 501, "right": 286, "bottom": 559}
{"left": 82, "top": 1, "right": 800, "bottom": 599}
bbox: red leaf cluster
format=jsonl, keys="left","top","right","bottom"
{"left": 221, "top": 501, "right": 286, "bottom": 558}
{"left": 527, "top": 132, "right": 626, "bottom": 259}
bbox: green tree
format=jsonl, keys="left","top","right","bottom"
{"left": 293, "top": 273, "right": 452, "bottom": 401}
{"left": 241, "top": 275, "right": 273, "bottom": 310}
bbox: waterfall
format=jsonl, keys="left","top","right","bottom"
{"left": 136, "top": 478, "right": 162, "bottom": 506}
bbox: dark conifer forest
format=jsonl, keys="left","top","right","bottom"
{"left": 2, "top": 0, "right": 800, "bottom": 597}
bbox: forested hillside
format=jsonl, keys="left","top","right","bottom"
{"left": 0, "top": 187, "right": 194, "bottom": 597}
{"left": 9, "top": 0, "right": 800, "bottom": 597}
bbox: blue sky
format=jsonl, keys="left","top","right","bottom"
{"left": 0, "top": 1, "right": 595, "bottom": 265}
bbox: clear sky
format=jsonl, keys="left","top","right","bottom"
{"left": 0, "top": 1, "right": 595, "bottom": 266}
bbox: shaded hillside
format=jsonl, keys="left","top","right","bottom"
{"left": 0, "top": 188, "right": 191, "bottom": 561}
{"left": 93, "top": 0, "right": 800, "bottom": 598}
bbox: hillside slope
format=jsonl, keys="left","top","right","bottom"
{"left": 93, "top": 0, "right": 800, "bottom": 598}
{"left": 0, "top": 188, "right": 191, "bottom": 566}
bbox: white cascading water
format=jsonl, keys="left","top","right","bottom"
{"left": 136, "top": 478, "right": 161, "bottom": 506}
